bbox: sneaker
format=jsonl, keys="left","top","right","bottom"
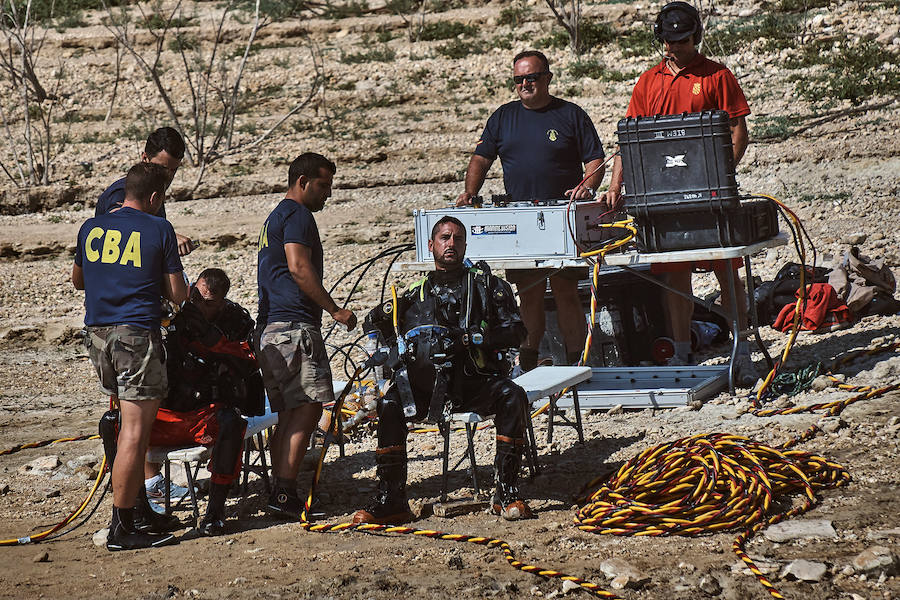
{"left": 491, "top": 500, "right": 534, "bottom": 521}
{"left": 145, "top": 474, "right": 191, "bottom": 501}
{"left": 266, "top": 487, "right": 302, "bottom": 521}
{"left": 197, "top": 515, "right": 226, "bottom": 537}
{"left": 106, "top": 523, "right": 177, "bottom": 551}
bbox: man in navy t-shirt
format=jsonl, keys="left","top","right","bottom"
{"left": 73, "top": 162, "right": 188, "bottom": 551}
{"left": 96, "top": 127, "right": 195, "bottom": 257}
{"left": 457, "top": 50, "right": 607, "bottom": 371}
{"left": 255, "top": 152, "right": 357, "bottom": 518}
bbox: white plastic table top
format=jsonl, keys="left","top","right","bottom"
{"left": 391, "top": 232, "right": 788, "bottom": 272}
{"left": 510, "top": 365, "right": 592, "bottom": 403}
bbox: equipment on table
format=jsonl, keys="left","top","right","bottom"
{"left": 616, "top": 110, "right": 778, "bottom": 252}
{"left": 413, "top": 200, "right": 621, "bottom": 262}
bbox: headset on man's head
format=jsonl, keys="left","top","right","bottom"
{"left": 653, "top": 1, "right": 703, "bottom": 45}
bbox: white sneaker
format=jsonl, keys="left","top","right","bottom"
{"left": 145, "top": 474, "right": 191, "bottom": 501}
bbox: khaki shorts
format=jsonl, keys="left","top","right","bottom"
{"left": 256, "top": 321, "right": 334, "bottom": 412}
{"left": 84, "top": 325, "right": 167, "bottom": 401}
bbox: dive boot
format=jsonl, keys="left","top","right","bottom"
{"left": 198, "top": 482, "right": 229, "bottom": 535}
{"left": 491, "top": 436, "right": 534, "bottom": 521}
{"left": 352, "top": 446, "right": 413, "bottom": 525}
{"left": 197, "top": 514, "right": 227, "bottom": 537}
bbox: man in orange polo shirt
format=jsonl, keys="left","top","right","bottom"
{"left": 604, "top": 1, "right": 758, "bottom": 386}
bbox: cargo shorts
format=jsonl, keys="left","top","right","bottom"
{"left": 255, "top": 321, "right": 335, "bottom": 412}
{"left": 84, "top": 325, "right": 167, "bottom": 401}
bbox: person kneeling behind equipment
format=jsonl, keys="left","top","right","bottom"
{"left": 353, "top": 216, "right": 533, "bottom": 524}
{"left": 100, "top": 268, "right": 265, "bottom": 537}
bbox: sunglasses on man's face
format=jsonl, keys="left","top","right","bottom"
{"left": 513, "top": 71, "right": 549, "bottom": 84}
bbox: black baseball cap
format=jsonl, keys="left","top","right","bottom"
{"left": 657, "top": 6, "right": 698, "bottom": 42}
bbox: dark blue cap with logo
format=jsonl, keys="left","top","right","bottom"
{"left": 654, "top": 2, "right": 701, "bottom": 43}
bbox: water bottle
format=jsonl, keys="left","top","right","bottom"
{"left": 364, "top": 332, "right": 384, "bottom": 382}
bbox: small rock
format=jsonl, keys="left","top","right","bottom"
{"left": 844, "top": 232, "right": 867, "bottom": 245}
{"left": 32, "top": 551, "right": 49, "bottom": 563}
{"left": 867, "top": 527, "right": 900, "bottom": 540}
{"left": 810, "top": 375, "right": 831, "bottom": 392}
{"left": 0, "top": 483, "right": 9, "bottom": 495}
{"left": 561, "top": 580, "right": 580, "bottom": 594}
{"left": 19, "top": 455, "right": 61, "bottom": 474}
{"left": 66, "top": 455, "right": 98, "bottom": 471}
{"left": 763, "top": 519, "right": 835, "bottom": 542}
{"left": 607, "top": 404, "right": 624, "bottom": 416}
{"left": 818, "top": 416, "right": 844, "bottom": 434}
{"left": 781, "top": 559, "right": 827, "bottom": 582}
{"left": 698, "top": 574, "right": 720, "bottom": 595}
{"left": 74, "top": 465, "right": 98, "bottom": 481}
{"left": 609, "top": 575, "right": 630, "bottom": 590}
{"left": 871, "top": 357, "right": 900, "bottom": 381}
{"left": 599, "top": 558, "right": 647, "bottom": 584}
{"left": 92, "top": 528, "right": 109, "bottom": 547}
{"left": 679, "top": 561, "right": 696, "bottom": 572}
{"left": 851, "top": 546, "right": 897, "bottom": 574}
{"left": 876, "top": 25, "right": 900, "bottom": 44}
{"left": 45, "top": 489, "right": 61, "bottom": 498}
{"left": 772, "top": 395, "right": 792, "bottom": 409}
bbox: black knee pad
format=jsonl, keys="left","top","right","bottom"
{"left": 494, "top": 380, "right": 527, "bottom": 438}
{"left": 377, "top": 390, "right": 408, "bottom": 448}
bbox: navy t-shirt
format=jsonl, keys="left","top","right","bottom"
{"left": 257, "top": 199, "right": 324, "bottom": 327}
{"left": 96, "top": 177, "right": 167, "bottom": 219}
{"left": 75, "top": 207, "right": 183, "bottom": 329}
{"left": 474, "top": 97, "right": 605, "bottom": 201}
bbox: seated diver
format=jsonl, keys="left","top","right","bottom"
{"left": 353, "top": 216, "right": 533, "bottom": 524}
{"left": 101, "top": 268, "right": 265, "bottom": 536}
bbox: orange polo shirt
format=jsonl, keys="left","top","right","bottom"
{"left": 626, "top": 53, "right": 750, "bottom": 119}
{"left": 627, "top": 53, "right": 750, "bottom": 272}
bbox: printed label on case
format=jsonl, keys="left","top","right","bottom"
{"left": 471, "top": 224, "right": 517, "bottom": 235}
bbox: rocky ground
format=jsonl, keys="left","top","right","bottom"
{"left": 1, "top": 0, "right": 899, "bottom": 598}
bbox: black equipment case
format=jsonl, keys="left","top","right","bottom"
{"left": 634, "top": 197, "right": 778, "bottom": 253}
{"left": 616, "top": 110, "right": 778, "bottom": 251}
{"left": 617, "top": 110, "right": 739, "bottom": 215}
